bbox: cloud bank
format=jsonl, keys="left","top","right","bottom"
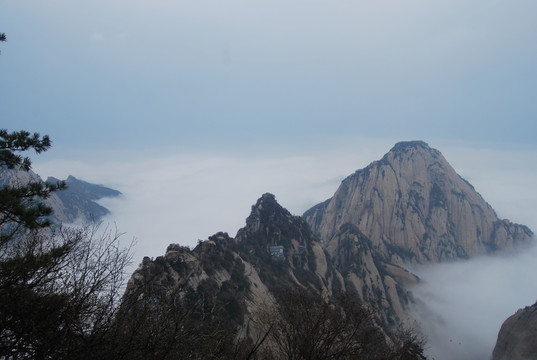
{"left": 34, "top": 139, "right": 537, "bottom": 358}
{"left": 410, "top": 242, "right": 537, "bottom": 359}
{"left": 35, "top": 138, "right": 398, "bottom": 257}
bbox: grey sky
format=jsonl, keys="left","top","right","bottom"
{"left": 1, "top": 0, "right": 536, "bottom": 152}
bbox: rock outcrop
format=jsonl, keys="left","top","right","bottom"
{"left": 126, "top": 193, "right": 417, "bottom": 336}
{"left": 126, "top": 193, "right": 334, "bottom": 318}
{"left": 303, "top": 141, "right": 533, "bottom": 264}
{"left": 492, "top": 301, "right": 537, "bottom": 360}
{"left": 122, "top": 195, "right": 409, "bottom": 357}
{"left": 124, "top": 141, "right": 534, "bottom": 355}
{"left": 302, "top": 141, "right": 534, "bottom": 330}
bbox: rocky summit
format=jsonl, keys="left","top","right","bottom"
{"left": 125, "top": 141, "right": 534, "bottom": 357}
{"left": 303, "top": 140, "right": 533, "bottom": 264}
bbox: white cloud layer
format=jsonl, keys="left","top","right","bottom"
{"left": 35, "top": 137, "right": 397, "bottom": 258}
{"left": 410, "top": 243, "right": 537, "bottom": 359}
{"left": 33, "top": 139, "right": 537, "bottom": 358}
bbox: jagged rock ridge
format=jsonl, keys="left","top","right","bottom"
{"left": 303, "top": 140, "right": 533, "bottom": 264}
{"left": 127, "top": 192, "right": 417, "bottom": 340}
{"left": 125, "top": 141, "right": 534, "bottom": 355}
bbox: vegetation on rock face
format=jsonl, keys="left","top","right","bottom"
{"left": 236, "top": 193, "right": 323, "bottom": 291}
{"left": 256, "top": 285, "right": 426, "bottom": 360}
{"left": 123, "top": 241, "right": 427, "bottom": 360}
{"left": 118, "top": 192, "right": 427, "bottom": 359}
{"left": 110, "top": 272, "right": 250, "bottom": 359}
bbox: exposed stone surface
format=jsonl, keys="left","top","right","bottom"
{"left": 124, "top": 194, "right": 340, "bottom": 342}
{"left": 127, "top": 193, "right": 415, "bottom": 342}
{"left": 492, "top": 302, "right": 537, "bottom": 360}
{"left": 303, "top": 141, "right": 533, "bottom": 264}
{"left": 125, "top": 141, "right": 535, "bottom": 352}
{"left": 326, "top": 223, "right": 417, "bottom": 326}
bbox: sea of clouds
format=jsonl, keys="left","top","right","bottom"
{"left": 410, "top": 242, "right": 537, "bottom": 359}
{"left": 34, "top": 139, "right": 537, "bottom": 359}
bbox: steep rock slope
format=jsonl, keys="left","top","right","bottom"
{"left": 326, "top": 223, "right": 418, "bottom": 327}
{"left": 123, "top": 194, "right": 340, "bottom": 353}
{"left": 126, "top": 194, "right": 334, "bottom": 316}
{"left": 124, "top": 141, "right": 534, "bottom": 356}
{"left": 125, "top": 193, "right": 418, "bottom": 340}
{"left": 235, "top": 193, "right": 333, "bottom": 293}
{"left": 233, "top": 194, "right": 417, "bottom": 328}
{"left": 304, "top": 141, "right": 533, "bottom": 263}
{"left": 492, "top": 301, "right": 537, "bottom": 360}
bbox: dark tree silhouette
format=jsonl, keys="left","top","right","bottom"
{"left": 0, "top": 129, "right": 133, "bottom": 359}
{"left": 256, "top": 286, "right": 426, "bottom": 360}
{"left": 0, "top": 129, "right": 66, "bottom": 242}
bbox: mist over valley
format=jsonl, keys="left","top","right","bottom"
{"left": 35, "top": 139, "right": 537, "bottom": 359}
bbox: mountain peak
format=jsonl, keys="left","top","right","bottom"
{"left": 256, "top": 192, "right": 278, "bottom": 206}
{"left": 390, "top": 140, "right": 430, "bottom": 153}
{"left": 237, "top": 193, "right": 317, "bottom": 251}
{"left": 383, "top": 140, "right": 442, "bottom": 162}
{"left": 244, "top": 193, "right": 291, "bottom": 230}
{"left": 304, "top": 141, "right": 533, "bottom": 263}
{"left": 372, "top": 141, "right": 444, "bottom": 175}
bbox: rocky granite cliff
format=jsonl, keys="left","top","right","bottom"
{"left": 124, "top": 193, "right": 413, "bottom": 357}
{"left": 126, "top": 193, "right": 333, "bottom": 326}
{"left": 124, "top": 141, "right": 534, "bottom": 356}
{"left": 303, "top": 141, "right": 533, "bottom": 264}
{"left": 492, "top": 301, "right": 537, "bottom": 360}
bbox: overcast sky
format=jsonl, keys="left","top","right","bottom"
{"left": 2, "top": 2, "right": 537, "bottom": 358}
{"left": 2, "top": 0, "right": 536, "bottom": 154}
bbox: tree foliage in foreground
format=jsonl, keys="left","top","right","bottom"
{"left": 0, "top": 224, "right": 132, "bottom": 359}
{"left": 255, "top": 286, "right": 427, "bottom": 360}
{"left": 0, "top": 129, "right": 427, "bottom": 359}
{"left": 0, "top": 129, "right": 132, "bottom": 359}
{"left": 0, "top": 32, "right": 5, "bottom": 54}
{"left": 0, "top": 129, "right": 66, "bottom": 243}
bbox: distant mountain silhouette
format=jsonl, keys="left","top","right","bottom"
{"left": 46, "top": 175, "right": 121, "bottom": 222}
{"left": 0, "top": 166, "right": 120, "bottom": 224}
